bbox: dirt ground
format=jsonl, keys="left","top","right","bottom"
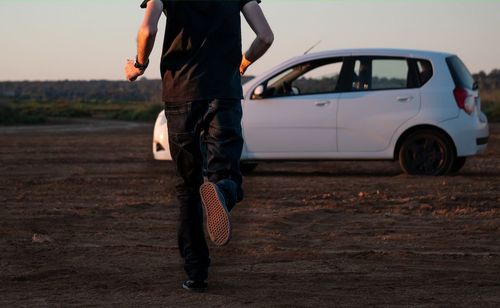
{"left": 1, "top": 120, "right": 499, "bottom": 307}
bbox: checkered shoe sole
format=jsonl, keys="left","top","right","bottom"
{"left": 200, "top": 182, "right": 232, "bottom": 246}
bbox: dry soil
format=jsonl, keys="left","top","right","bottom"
{"left": 1, "top": 120, "right": 499, "bottom": 307}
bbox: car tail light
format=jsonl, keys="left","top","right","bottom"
{"left": 453, "top": 87, "right": 474, "bottom": 115}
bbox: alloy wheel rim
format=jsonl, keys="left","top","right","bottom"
{"left": 406, "top": 136, "right": 446, "bottom": 175}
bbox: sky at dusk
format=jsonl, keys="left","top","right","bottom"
{"left": 0, "top": 0, "right": 499, "bottom": 81}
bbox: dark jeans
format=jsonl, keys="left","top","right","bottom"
{"left": 164, "top": 98, "right": 244, "bottom": 281}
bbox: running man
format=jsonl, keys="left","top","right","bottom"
{"left": 125, "top": 0, "right": 273, "bottom": 292}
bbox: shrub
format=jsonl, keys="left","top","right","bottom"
{"left": 0, "top": 104, "right": 47, "bottom": 125}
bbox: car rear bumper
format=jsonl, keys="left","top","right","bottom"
{"left": 440, "top": 110, "right": 489, "bottom": 156}
{"left": 476, "top": 136, "right": 489, "bottom": 146}
{"left": 475, "top": 112, "right": 489, "bottom": 154}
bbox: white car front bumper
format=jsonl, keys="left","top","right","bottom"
{"left": 153, "top": 110, "right": 172, "bottom": 161}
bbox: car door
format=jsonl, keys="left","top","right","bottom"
{"left": 242, "top": 58, "right": 345, "bottom": 158}
{"left": 337, "top": 57, "right": 421, "bottom": 153}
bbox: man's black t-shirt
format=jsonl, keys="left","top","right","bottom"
{"left": 141, "top": 0, "right": 260, "bottom": 102}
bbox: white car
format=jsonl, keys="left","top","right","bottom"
{"left": 153, "top": 48, "right": 489, "bottom": 175}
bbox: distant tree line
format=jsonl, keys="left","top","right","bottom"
{"left": 0, "top": 79, "right": 163, "bottom": 104}
{"left": 0, "top": 77, "right": 255, "bottom": 104}
{"left": 474, "top": 69, "right": 500, "bottom": 90}
{"left": 0, "top": 71, "right": 499, "bottom": 104}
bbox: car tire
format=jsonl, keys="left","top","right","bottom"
{"left": 240, "top": 162, "right": 258, "bottom": 174}
{"left": 399, "top": 130, "right": 456, "bottom": 176}
{"left": 450, "top": 157, "right": 467, "bottom": 174}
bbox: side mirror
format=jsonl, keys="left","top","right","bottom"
{"left": 252, "top": 85, "right": 265, "bottom": 100}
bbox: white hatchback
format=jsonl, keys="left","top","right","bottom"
{"left": 153, "top": 49, "right": 489, "bottom": 175}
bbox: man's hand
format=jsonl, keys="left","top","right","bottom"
{"left": 240, "top": 53, "right": 252, "bottom": 75}
{"left": 125, "top": 59, "right": 145, "bottom": 82}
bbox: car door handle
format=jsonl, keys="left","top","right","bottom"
{"left": 315, "top": 100, "right": 331, "bottom": 107}
{"left": 397, "top": 96, "right": 414, "bottom": 102}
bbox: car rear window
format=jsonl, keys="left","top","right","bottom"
{"left": 446, "top": 56, "right": 475, "bottom": 90}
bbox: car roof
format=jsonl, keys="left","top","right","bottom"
{"left": 293, "top": 48, "right": 454, "bottom": 61}
{"left": 243, "top": 48, "right": 456, "bottom": 94}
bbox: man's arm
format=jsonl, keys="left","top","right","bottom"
{"left": 240, "top": 1, "right": 274, "bottom": 75}
{"left": 125, "top": 0, "right": 164, "bottom": 82}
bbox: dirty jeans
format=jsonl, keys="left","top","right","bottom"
{"left": 164, "top": 99, "right": 244, "bottom": 281}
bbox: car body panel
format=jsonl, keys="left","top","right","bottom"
{"left": 242, "top": 93, "right": 339, "bottom": 157}
{"left": 337, "top": 88, "right": 421, "bottom": 152}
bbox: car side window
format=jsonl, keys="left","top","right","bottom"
{"left": 372, "top": 59, "right": 408, "bottom": 89}
{"left": 352, "top": 59, "right": 370, "bottom": 90}
{"left": 351, "top": 57, "right": 412, "bottom": 91}
{"left": 416, "top": 59, "right": 433, "bottom": 86}
{"left": 291, "top": 62, "right": 343, "bottom": 95}
{"left": 262, "top": 58, "right": 344, "bottom": 98}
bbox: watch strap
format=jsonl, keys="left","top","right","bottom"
{"left": 134, "top": 56, "right": 149, "bottom": 71}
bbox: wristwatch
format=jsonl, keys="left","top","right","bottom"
{"left": 134, "top": 56, "right": 149, "bottom": 71}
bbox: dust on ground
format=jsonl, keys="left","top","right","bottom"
{"left": 1, "top": 120, "right": 499, "bottom": 307}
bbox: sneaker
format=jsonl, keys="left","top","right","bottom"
{"left": 182, "top": 280, "right": 207, "bottom": 292}
{"left": 199, "top": 182, "right": 232, "bottom": 246}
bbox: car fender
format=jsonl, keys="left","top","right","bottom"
{"left": 389, "top": 114, "right": 460, "bottom": 160}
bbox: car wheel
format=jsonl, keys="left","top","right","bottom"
{"left": 450, "top": 157, "right": 467, "bottom": 174}
{"left": 240, "top": 162, "right": 258, "bottom": 174}
{"left": 399, "top": 130, "right": 456, "bottom": 176}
